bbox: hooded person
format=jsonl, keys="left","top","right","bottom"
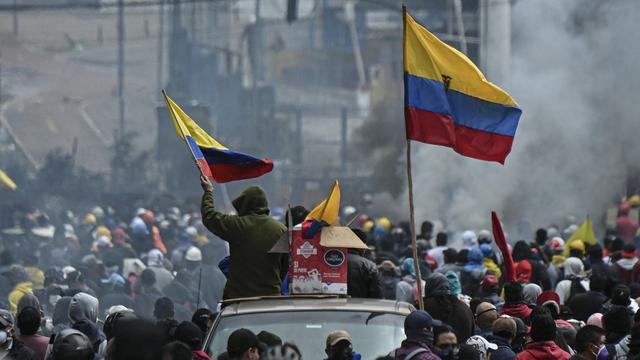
{"left": 389, "top": 310, "right": 442, "bottom": 360}
{"left": 512, "top": 241, "right": 551, "bottom": 290}
{"left": 51, "top": 297, "right": 72, "bottom": 334}
{"left": 8, "top": 266, "right": 34, "bottom": 314}
{"left": 523, "top": 284, "right": 543, "bottom": 306}
{"left": 68, "top": 292, "right": 106, "bottom": 356}
{"left": 478, "top": 275, "right": 504, "bottom": 310}
{"left": 146, "top": 249, "right": 174, "bottom": 292}
{"left": 516, "top": 311, "right": 570, "bottom": 360}
{"left": 460, "top": 248, "right": 487, "bottom": 297}
{"left": 423, "top": 273, "right": 475, "bottom": 341}
{"left": 396, "top": 258, "right": 422, "bottom": 305}
{"left": 463, "top": 231, "right": 478, "bottom": 249}
{"left": 515, "top": 261, "right": 532, "bottom": 284}
{"left": 500, "top": 282, "right": 533, "bottom": 324}
{"left": 555, "top": 257, "right": 589, "bottom": 305}
{"left": 614, "top": 244, "right": 640, "bottom": 284}
{"left": 200, "top": 178, "right": 288, "bottom": 300}
{"left": 480, "top": 244, "right": 502, "bottom": 279}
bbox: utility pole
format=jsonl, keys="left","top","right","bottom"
{"left": 157, "top": 0, "right": 165, "bottom": 99}
{"left": 117, "top": 0, "right": 125, "bottom": 138}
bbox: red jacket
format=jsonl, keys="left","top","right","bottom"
{"left": 516, "top": 341, "right": 570, "bottom": 360}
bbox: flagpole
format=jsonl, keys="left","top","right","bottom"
{"left": 403, "top": 3, "right": 425, "bottom": 311}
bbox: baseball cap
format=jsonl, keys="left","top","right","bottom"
{"left": 493, "top": 316, "right": 517, "bottom": 338}
{"left": 325, "top": 330, "right": 353, "bottom": 348}
{"left": 227, "top": 328, "right": 260, "bottom": 356}
{"left": 466, "top": 335, "right": 498, "bottom": 357}
{"left": 404, "top": 310, "right": 442, "bottom": 337}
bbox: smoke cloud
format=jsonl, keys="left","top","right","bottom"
{"left": 360, "top": 0, "right": 640, "bottom": 238}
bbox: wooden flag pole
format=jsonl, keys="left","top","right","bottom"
{"left": 406, "top": 140, "right": 425, "bottom": 310}
{"left": 403, "top": 4, "right": 425, "bottom": 310}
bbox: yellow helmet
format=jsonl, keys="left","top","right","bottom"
{"left": 362, "top": 220, "right": 375, "bottom": 233}
{"left": 376, "top": 217, "right": 392, "bottom": 231}
{"left": 95, "top": 225, "right": 111, "bottom": 240}
{"left": 82, "top": 214, "right": 97, "bottom": 225}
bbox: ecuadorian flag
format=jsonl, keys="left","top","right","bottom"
{"left": 302, "top": 180, "right": 340, "bottom": 239}
{"left": 163, "top": 91, "right": 273, "bottom": 183}
{"left": 403, "top": 9, "right": 522, "bottom": 164}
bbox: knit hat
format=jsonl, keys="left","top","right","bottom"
{"left": 174, "top": 321, "right": 203, "bottom": 350}
{"left": 536, "top": 291, "right": 561, "bottom": 315}
{"left": 228, "top": 328, "right": 260, "bottom": 357}
{"left": 622, "top": 244, "right": 637, "bottom": 259}
{"left": 530, "top": 314, "right": 556, "bottom": 342}
{"left": 504, "top": 282, "right": 524, "bottom": 302}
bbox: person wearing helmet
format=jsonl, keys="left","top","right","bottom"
{"left": 47, "top": 329, "right": 93, "bottom": 360}
{"left": 200, "top": 177, "right": 288, "bottom": 300}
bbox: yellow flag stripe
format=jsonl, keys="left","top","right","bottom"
{"left": 162, "top": 91, "right": 228, "bottom": 150}
{"left": 306, "top": 180, "right": 341, "bottom": 225}
{"left": 404, "top": 12, "right": 518, "bottom": 107}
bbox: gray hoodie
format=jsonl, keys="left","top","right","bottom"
{"left": 68, "top": 292, "right": 99, "bottom": 324}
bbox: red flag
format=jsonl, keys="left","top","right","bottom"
{"left": 492, "top": 211, "right": 515, "bottom": 282}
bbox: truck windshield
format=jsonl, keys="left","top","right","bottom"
{"left": 206, "top": 310, "right": 406, "bottom": 359}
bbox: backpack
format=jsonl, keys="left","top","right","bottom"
{"left": 390, "top": 348, "right": 428, "bottom": 360}
{"left": 381, "top": 274, "right": 399, "bottom": 299}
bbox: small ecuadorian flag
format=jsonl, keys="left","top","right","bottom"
{"left": 302, "top": 180, "right": 340, "bottom": 239}
{"left": 163, "top": 91, "right": 273, "bottom": 183}
{"left": 403, "top": 8, "right": 522, "bottom": 164}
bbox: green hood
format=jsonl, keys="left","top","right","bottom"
{"left": 232, "top": 186, "right": 269, "bottom": 216}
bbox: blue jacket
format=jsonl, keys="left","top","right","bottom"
{"left": 487, "top": 335, "right": 516, "bottom": 360}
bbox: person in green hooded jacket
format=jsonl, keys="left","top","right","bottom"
{"left": 200, "top": 176, "right": 288, "bottom": 300}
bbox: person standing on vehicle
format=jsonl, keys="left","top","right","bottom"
{"left": 200, "top": 176, "right": 288, "bottom": 300}
{"left": 391, "top": 310, "right": 442, "bottom": 360}
{"left": 324, "top": 330, "right": 362, "bottom": 360}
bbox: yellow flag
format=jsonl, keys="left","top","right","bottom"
{"left": 306, "top": 180, "right": 340, "bottom": 225}
{"left": 162, "top": 91, "right": 228, "bottom": 150}
{"left": 563, "top": 217, "right": 597, "bottom": 256}
{"left": 0, "top": 170, "right": 17, "bottom": 191}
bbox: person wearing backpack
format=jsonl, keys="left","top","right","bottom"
{"left": 390, "top": 310, "right": 442, "bottom": 360}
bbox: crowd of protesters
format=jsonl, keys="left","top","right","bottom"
{"left": 0, "top": 176, "right": 640, "bottom": 359}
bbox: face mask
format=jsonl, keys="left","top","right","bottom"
{"left": 0, "top": 331, "right": 7, "bottom": 345}
{"left": 423, "top": 332, "right": 434, "bottom": 347}
{"left": 596, "top": 345, "right": 609, "bottom": 360}
{"left": 437, "top": 345, "right": 454, "bottom": 359}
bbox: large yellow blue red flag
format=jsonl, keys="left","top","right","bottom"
{"left": 162, "top": 91, "right": 273, "bottom": 183}
{"left": 403, "top": 8, "right": 522, "bottom": 164}
{"left": 303, "top": 180, "right": 340, "bottom": 239}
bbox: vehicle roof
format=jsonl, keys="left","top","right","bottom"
{"left": 219, "top": 296, "right": 414, "bottom": 316}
